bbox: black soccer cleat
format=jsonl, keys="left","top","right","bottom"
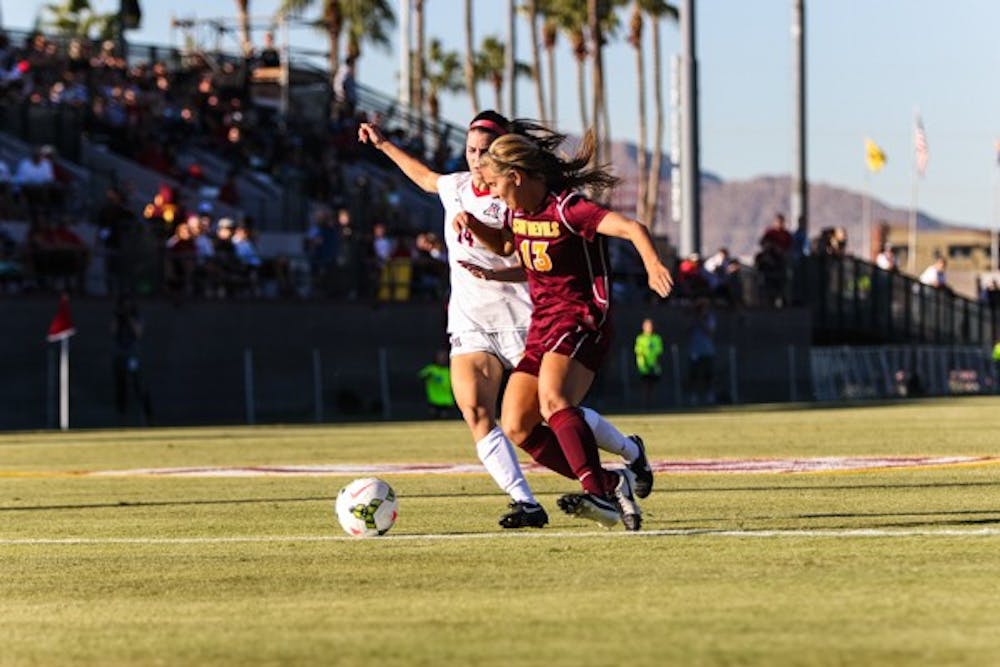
{"left": 557, "top": 492, "right": 620, "bottom": 529}
{"left": 499, "top": 501, "right": 549, "bottom": 529}
{"left": 627, "top": 434, "right": 654, "bottom": 499}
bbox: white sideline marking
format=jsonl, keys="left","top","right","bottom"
{"left": 2, "top": 527, "right": 1000, "bottom": 545}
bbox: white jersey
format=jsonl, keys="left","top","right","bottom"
{"left": 437, "top": 172, "right": 533, "bottom": 334}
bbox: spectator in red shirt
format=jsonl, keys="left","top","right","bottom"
{"left": 760, "top": 212, "right": 793, "bottom": 256}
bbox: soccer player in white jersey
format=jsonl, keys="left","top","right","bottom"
{"left": 358, "top": 111, "right": 652, "bottom": 528}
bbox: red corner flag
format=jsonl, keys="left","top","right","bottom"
{"left": 46, "top": 294, "right": 77, "bottom": 342}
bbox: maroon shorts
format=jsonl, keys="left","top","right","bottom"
{"left": 515, "top": 318, "right": 612, "bottom": 376}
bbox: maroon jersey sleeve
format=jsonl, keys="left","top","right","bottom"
{"left": 558, "top": 194, "right": 609, "bottom": 241}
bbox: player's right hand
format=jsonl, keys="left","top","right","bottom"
{"left": 358, "top": 123, "right": 385, "bottom": 148}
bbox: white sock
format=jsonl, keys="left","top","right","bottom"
{"left": 476, "top": 426, "right": 536, "bottom": 505}
{"left": 581, "top": 406, "right": 639, "bottom": 463}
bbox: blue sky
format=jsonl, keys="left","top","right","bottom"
{"left": 4, "top": 0, "right": 999, "bottom": 230}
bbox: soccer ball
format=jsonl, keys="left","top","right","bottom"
{"left": 334, "top": 477, "right": 398, "bottom": 537}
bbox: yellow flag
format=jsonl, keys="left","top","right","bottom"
{"left": 865, "top": 138, "right": 886, "bottom": 172}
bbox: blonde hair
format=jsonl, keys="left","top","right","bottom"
{"left": 480, "top": 126, "right": 619, "bottom": 194}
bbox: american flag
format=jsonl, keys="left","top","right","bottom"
{"left": 914, "top": 115, "right": 929, "bottom": 177}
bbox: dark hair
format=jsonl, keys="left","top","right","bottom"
{"left": 468, "top": 110, "right": 512, "bottom": 138}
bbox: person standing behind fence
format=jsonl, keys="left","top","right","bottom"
{"left": 634, "top": 318, "right": 664, "bottom": 410}
{"left": 419, "top": 350, "right": 456, "bottom": 418}
{"left": 992, "top": 340, "right": 1000, "bottom": 395}
{"left": 111, "top": 296, "right": 153, "bottom": 425}
{"left": 687, "top": 298, "right": 717, "bottom": 405}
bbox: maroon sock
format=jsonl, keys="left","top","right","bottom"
{"left": 547, "top": 406, "right": 616, "bottom": 495}
{"left": 519, "top": 424, "right": 576, "bottom": 480}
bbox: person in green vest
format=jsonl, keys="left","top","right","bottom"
{"left": 634, "top": 318, "right": 665, "bottom": 409}
{"left": 419, "top": 350, "right": 456, "bottom": 418}
{"left": 993, "top": 340, "right": 1000, "bottom": 395}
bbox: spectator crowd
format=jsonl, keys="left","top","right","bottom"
{"left": 0, "top": 28, "right": 456, "bottom": 299}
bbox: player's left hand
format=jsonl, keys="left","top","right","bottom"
{"left": 458, "top": 260, "right": 492, "bottom": 280}
{"left": 452, "top": 211, "right": 475, "bottom": 235}
{"left": 647, "top": 263, "right": 674, "bottom": 298}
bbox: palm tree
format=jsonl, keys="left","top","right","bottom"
{"left": 413, "top": 0, "right": 426, "bottom": 132}
{"left": 628, "top": 1, "right": 648, "bottom": 220}
{"left": 343, "top": 0, "right": 395, "bottom": 65}
{"left": 463, "top": 0, "right": 480, "bottom": 115}
{"left": 588, "top": 0, "right": 605, "bottom": 167}
{"left": 39, "top": 0, "right": 117, "bottom": 40}
{"left": 279, "top": 0, "right": 394, "bottom": 82}
{"left": 475, "top": 36, "right": 507, "bottom": 111}
{"left": 235, "top": 0, "right": 252, "bottom": 57}
{"left": 278, "top": 0, "right": 342, "bottom": 89}
{"left": 643, "top": 0, "right": 678, "bottom": 228}
{"left": 519, "top": 0, "right": 546, "bottom": 123}
{"left": 475, "top": 36, "right": 530, "bottom": 112}
{"left": 587, "top": 0, "right": 625, "bottom": 170}
{"left": 539, "top": 8, "right": 559, "bottom": 126}
{"left": 425, "top": 38, "right": 462, "bottom": 125}
{"left": 543, "top": 0, "right": 589, "bottom": 129}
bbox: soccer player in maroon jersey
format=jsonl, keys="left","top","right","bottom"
{"left": 471, "top": 127, "right": 673, "bottom": 530}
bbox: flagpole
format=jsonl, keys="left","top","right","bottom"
{"left": 908, "top": 108, "right": 921, "bottom": 274}
{"left": 993, "top": 148, "right": 999, "bottom": 272}
{"left": 863, "top": 170, "right": 872, "bottom": 261}
{"left": 908, "top": 175, "right": 918, "bottom": 274}
{"left": 59, "top": 337, "right": 69, "bottom": 431}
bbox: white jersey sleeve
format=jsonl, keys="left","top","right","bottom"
{"left": 436, "top": 172, "right": 533, "bottom": 334}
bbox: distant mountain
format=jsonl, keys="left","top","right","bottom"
{"left": 604, "top": 139, "right": 948, "bottom": 261}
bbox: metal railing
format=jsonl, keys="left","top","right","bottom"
{"left": 800, "top": 254, "right": 998, "bottom": 346}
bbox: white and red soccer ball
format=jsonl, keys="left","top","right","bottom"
{"left": 334, "top": 477, "right": 398, "bottom": 537}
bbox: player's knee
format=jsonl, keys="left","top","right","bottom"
{"left": 500, "top": 413, "right": 538, "bottom": 447}
{"left": 459, "top": 403, "right": 493, "bottom": 432}
{"left": 537, "top": 393, "right": 571, "bottom": 422}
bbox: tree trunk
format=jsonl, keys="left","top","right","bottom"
{"left": 569, "top": 28, "right": 589, "bottom": 129}
{"left": 545, "top": 43, "right": 557, "bottom": 127}
{"left": 493, "top": 77, "right": 504, "bottom": 112}
{"left": 325, "top": 1, "right": 342, "bottom": 94}
{"left": 631, "top": 3, "right": 647, "bottom": 221}
{"left": 646, "top": 13, "right": 665, "bottom": 231}
{"left": 588, "top": 0, "right": 605, "bottom": 168}
{"left": 463, "top": 0, "right": 479, "bottom": 115}
{"left": 575, "top": 56, "right": 589, "bottom": 130}
{"left": 526, "top": 0, "right": 545, "bottom": 123}
{"left": 236, "top": 0, "right": 252, "bottom": 58}
{"left": 414, "top": 0, "right": 425, "bottom": 139}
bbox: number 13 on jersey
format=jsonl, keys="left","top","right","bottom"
{"left": 518, "top": 239, "right": 552, "bottom": 272}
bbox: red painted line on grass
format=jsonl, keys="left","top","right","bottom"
{"left": 69, "top": 455, "right": 1000, "bottom": 478}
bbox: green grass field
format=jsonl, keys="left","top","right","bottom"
{"left": 2, "top": 397, "right": 1000, "bottom": 666}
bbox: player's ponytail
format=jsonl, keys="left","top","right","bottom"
{"left": 482, "top": 126, "right": 619, "bottom": 194}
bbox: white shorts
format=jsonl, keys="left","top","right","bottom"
{"left": 449, "top": 329, "right": 528, "bottom": 370}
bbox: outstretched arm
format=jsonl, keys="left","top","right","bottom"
{"left": 596, "top": 211, "right": 673, "bottom": 298}
{"left": 358, "top": 123, "right": 441, "bottom": 193}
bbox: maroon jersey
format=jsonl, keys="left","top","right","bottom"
{"left": 507, "top": 190, "right": 611, "bottom": 332}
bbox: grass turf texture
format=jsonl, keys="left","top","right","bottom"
{"left": 1, "top": 397, "right": 999, "bottom": 666}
